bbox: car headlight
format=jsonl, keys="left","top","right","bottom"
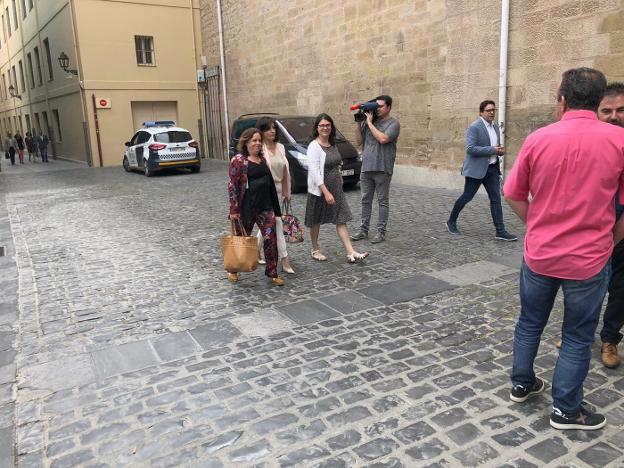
{"left": 289, "top": 150, "right": 308, "bottom": 169}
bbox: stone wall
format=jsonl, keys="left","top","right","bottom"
{"left": 200, "top": 0, "right": 624, "bottom": 187}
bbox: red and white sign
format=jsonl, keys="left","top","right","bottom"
{"left": 95, "top": 98, "right": 111, "bottom": 109}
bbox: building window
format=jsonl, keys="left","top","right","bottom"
{"left": 34, "top": 112, "right": 40, "bottom": 134}
{"left": 1, "top": 74, "right": 6, "bottom": 100}
{"left": 11, "top": 65, "right": 16, "bottom": 89}
{"left": 34, "top": 46, "right": 42, "bottom": 85}
{"left": 5, "top": 8, "right": 10, "bottom": 37}
{"left": 43, "top": 38, "right": 53, "bottom": 81}
{"left": 1, "top": 14, "right": 5, "bottom": 42}
{"left": 18, "top": 60, "right": 24, "bottom": 92}
{"left": 20, "top": 0, "right": 25, "bottom": 18}
{"left": 26, "top": 52, "right": 34, "bottom": 88}
{"left": 135, "top": 36, "right": 154, "bottom": 66}
{"left": 11, "top": 0, "right": 18, "bottom": 31}
{"left": 25, "top": 114, "right": 30, "bottom": 134}
{"left": 18, "top": 115, "right": 23, "bottom": 134}
{"left": 28, "top": 0, "right": 32, "bottom": 11}
{"left": 42, "top": 110, "right": 49, "bottom": 135}
{"left": 52, "top": 109, "right": 62, "bottom": 142}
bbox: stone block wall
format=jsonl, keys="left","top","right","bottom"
{"left": 200, "top": 0, "right": 623, "bottom": 187}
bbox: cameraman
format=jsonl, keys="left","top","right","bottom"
{"left": 351, "top": 95, "right": 400, "bottom": 243}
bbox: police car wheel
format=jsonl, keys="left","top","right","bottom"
{"left": 122, "top": 156, "right": 130, "bottom": 172}
{"left": 144, "top": 163, "right": 153, "bottom": 177}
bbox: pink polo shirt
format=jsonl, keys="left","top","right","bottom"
{"left": 504, "top": 110, "right": 624, "bottom": 280}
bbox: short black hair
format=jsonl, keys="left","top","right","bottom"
{"left": 375, "top": 95, "right": 393, "bottom": 109}
{"left": 310, "top": 113, "right": 336, "bottom": 146}
{"left": 558, "top": 67, "right": 607, "bottom": 111}
{"left": 479, "top": 100, "right": 496, "bottom": 113}
{"left": 604, "top": 82, "right": 624, "bottom": 99}
{"left": 255, "top": 116, "right": 280, "bottom": 143}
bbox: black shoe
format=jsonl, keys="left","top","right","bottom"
{"left": 351, "top": 231, "right": 368, "bottom": 241}
{"left": 550, "top": 403, "right": 606, "bottom": 430}
{"left": 510, "top": 377, "right": 545, "bottom": 402}
{"left": 370, "top": 233, "right": 385, "bottom": 244}
{"left": 446, "top": 220, "right": 460, "bottom": 235}
{"left": 495, "top": 230, "right": 518, "bottom": 241}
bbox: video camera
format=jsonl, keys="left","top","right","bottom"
{"left": 350, "top": 100, "right": 379, "bottom": 122}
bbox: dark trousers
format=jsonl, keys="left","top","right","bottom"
{"left": 235, "top": 209, "right": 278, "bottom": 278}
{"left": 8, "top": 147, "right": 15, "bottom": 165}
{"left": 40, "top": 148, "right": 48, "bottom": 162}
{"left": 600, "top": 240, "right": 624, "bottom": 344}
{"left": 449, "top": 164, "right": 505, "bottom": 233}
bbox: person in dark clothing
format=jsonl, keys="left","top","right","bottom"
{"left": 38, "top": 134, "right": 49, "bottom": 162}
{"left": 25, "top": 132, "right": 37, "bottom": 162}
{"left": 15, "top": 132, "right": 24, "bottom": 164}
{"left": 227, "top": 127, "right": 284, "bottom": 286}
{"left": 5, "top": 133, "right": 15, "bottom": 165}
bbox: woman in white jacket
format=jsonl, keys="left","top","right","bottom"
{"left": 304, "top": 113, "right": 369, "bottom": 263}
{"left": 256, "top": 117, "right": 295, "bottom": 274}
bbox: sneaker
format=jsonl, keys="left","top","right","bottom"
{"left": 495, "top": 230, "right": 518, "bottom": 241}
{"left": 550, "top": 404, "right": 606, "bottom": 430}
{"left": 446, "top": 220, "right": 460, "bottom": 235}
{"left": 510, "top": 377, "right": 545, "bottom": 403}
{"left": 601, "top": 342, "right": 621, "bottom": 369}
{"left": 351, "top": 231, "right": 368, "bottom": 241}
{"left": 370, "top": 233, "right": 385, "bottom": 244}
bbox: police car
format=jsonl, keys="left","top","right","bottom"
{"left": 122, "top": 121, "right": 201, "bottom": 177}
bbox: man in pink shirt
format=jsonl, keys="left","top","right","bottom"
{"left": 504, "top": 68, "right": 624, "bottom": 430}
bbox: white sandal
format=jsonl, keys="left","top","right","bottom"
{"left": 311, "top": 250, "right": 327, "bottom": 261}
{"left": 347, "top": 251, "right": 369, "bottom": 263}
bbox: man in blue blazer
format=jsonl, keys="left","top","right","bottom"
{"left": 446, "top": 100, "right": 517, "bottom": 241}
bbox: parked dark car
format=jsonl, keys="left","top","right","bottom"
{"left": 229, "top": 114, "right": 362, "bottom": 192}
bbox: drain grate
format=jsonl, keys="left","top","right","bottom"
{"left": 0, "top": 246, "right": 5, "bottom": 257}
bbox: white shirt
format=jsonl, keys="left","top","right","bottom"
{"left": 306, "top": 140, "right": 327, "bottom": 197}
{"left": 480, "top": 117, "right": 498, "bottom": 165}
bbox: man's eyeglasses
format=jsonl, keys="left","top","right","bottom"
{"left": 318, "top": 124, "right": 332, "bottom": 129}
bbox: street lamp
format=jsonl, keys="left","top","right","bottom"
{"left": 8, "top": 85, "right": 21, "bottom": 100}
{"left": 58, "top": 52, "right": 78, "bottom": 76}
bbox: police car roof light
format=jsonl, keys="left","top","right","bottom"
{"left": 143, "top": 120, "right": 176, "bottom": 128}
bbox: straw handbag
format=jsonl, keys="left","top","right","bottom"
{"left": 220, "top": 220, "right": 259, "bottom": 272}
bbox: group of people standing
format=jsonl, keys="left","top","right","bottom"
{"left": 227, "top": 95, "right": 401, "bottom": 286}
{"left": 227, "top": 68, "right": 624, "bottom": 432}
{"left": 4, "top": 131, "right": 49, "bottom": 165}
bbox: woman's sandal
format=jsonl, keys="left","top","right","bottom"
{"left": 346, "top": 251, "right": 369, "bottom": 263}
{"left": 311, "top": 250, "right": 327, "bottom": 262}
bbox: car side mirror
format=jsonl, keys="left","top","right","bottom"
{"left": 125, "top": 141, "right": 131, "bottom": 147}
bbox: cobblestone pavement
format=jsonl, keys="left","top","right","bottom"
{"left": 2, "top": 159, "right": 624, "bottom": 467}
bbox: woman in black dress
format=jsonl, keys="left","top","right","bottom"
{"left": 228, "top": 128, "right": 284, "bottom": 286}
{"left": 305, "top": 113, "right": 369, "bottom": 263}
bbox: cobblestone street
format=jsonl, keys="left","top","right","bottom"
{"left": 2, "top": 159, "right": 624, "bottom": 467}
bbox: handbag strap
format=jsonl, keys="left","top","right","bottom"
{"left": 282, "top": 199, "right": 291, "bottom": 215}
{"left": 230, "top": 218, "right": 248, "bottom": 237}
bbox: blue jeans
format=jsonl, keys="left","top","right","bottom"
{"left": 511, "top": 260, "right": 611, "bottom": 415}
{"left": 449, "top": 164, "right": 505, "bottom": 233}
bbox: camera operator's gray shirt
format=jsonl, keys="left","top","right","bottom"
{"left": 361, "top": 116, "right": 400, "bottom": 175}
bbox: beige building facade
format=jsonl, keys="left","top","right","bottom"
{"left": 0, "top": 0, "right": 203, "bottom": 167}
{"left": 200, "top": 0, "right": 624, "bottom": 188}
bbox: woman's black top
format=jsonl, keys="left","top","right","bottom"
{"left": 15, "top": 136, "right": 24, "bottom": 149}
{"left": 241, "top": 159, "right": 282, "bottom": 226}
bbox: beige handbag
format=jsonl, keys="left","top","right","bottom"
{"left": 220, "top": 220, "right": 259, "bottom": 272}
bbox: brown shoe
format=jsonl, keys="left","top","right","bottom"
{"left": 271, "top": 276, "right": 285, "bottom": 286}
{"left": 227, "top": 272, "right": 239, "bottom": 283}
{"left": 601, "top": 342, "right": 621, "bottom": 369}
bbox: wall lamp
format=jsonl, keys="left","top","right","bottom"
{"left": 58, "top": 52, "right": 78, "bottom": 76}
{"left": 8, "top": 85, "right": 21, "bottom": 100}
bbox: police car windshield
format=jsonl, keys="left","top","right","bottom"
{"left": 280, "top": 118, "right": 347, "bottom": 144}
{"left": 153, "top": 131, "right": 192, "bottom": 143}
